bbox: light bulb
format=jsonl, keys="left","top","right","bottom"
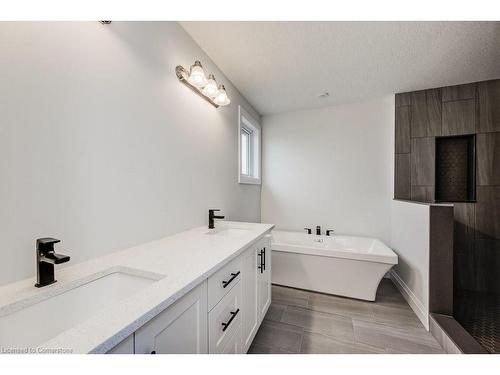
{"left": 213, "top": 84, "right": 231, "bottom": 106}
{"left": 187, "top": 60, "right": 207, "bottom": 88}
{"left": 202, "top": 74, "right": 218, "bottom": 98}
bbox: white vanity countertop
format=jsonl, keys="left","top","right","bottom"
{"left": 0, "top": 221, "right": 274, "bottom": 354}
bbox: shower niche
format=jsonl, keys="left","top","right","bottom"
{"left": 435, "top": 135, "right": 476, "bottom": 203}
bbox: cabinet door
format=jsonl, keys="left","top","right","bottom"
{"left": 241, "top": 246, "right": 259, "bottom": 352}
{"left": 258, "top": 237, "right": 272, "bottom": 322}
{"left": 135, "top": 281, "right": 208, "bottom": 354}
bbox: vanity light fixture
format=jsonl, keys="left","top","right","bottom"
{"left": 175, "top": 60, "right": 231, "bottom": 108}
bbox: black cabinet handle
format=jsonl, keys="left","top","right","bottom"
{"left": 222, "top": 271, "right": 240, "bottom": 288}
{"left": 221, "top": 308, "right": 240, "bottom": 332}
{"left": 258, "top": 250, "right": 263, "bottom": 273}
{"left": 262, "top": 247, "right": 266, "bottom": 271}
{"left": 150, "top": 350, "right": 156, "bottom": 354}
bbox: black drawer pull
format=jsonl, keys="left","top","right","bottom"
{"left": 222, "top": 271, "right": 240, "bottom": 288}
{"left": 262, "top": 247, "right": 266, "bottom": 271}
{"left": 258, "top": 249, "right": 265, "bottom": 273}
{"left": 221, "top": 308, "right": 240, "bottom": 332}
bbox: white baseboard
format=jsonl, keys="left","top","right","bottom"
{"left": 390, "top": 270, "right": 429, "bottom": 330}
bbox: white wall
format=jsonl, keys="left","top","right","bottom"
{"left": 261, "top": 97, "right": 394, "bottom": 244}
{"left": 389, "top": 200, "right": 431, "bottom": 329}
{"left": 0, "top": 22, "right": 261, "bottom": 286}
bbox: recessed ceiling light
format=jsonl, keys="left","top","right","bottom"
{"left": 319, "top": 92, "right": 330, "bottom": 99}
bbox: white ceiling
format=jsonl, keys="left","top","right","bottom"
{"left": 180, "top": 22, "right": 500, "bottom": 115}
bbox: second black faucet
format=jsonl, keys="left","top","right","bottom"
{"left": 304, "top": 226, "right": 334, "bottom": 236}
{"left": 208, "top": 209, "right": 225, "bottom": 229}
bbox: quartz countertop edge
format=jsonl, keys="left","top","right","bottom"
{"left": 0, "top": 221, "right": 274, "bottom": 354}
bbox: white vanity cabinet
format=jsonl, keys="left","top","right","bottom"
{"left": 134, "top": 281, "right": 208, "bottom": 354}
{"left": 106, "top": 231, "right": 272, "bottom": 355}
{"left": 206, "top": 233, "right": 271, "bottom": 354}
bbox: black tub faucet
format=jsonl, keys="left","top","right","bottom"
{"left": 208, "top": 209, "right": 225, "bottom": 229}
{"left": 316, "top": 226, "right": 321, "bottom": 235}
{"left": 35, "top": 238, "right": 70, "bottom": 288}
{"left": 304, "top": 228, "right": 312, "bottom": 234}
{"left": 326, "top": 229, "right": 334, "bottom": 236}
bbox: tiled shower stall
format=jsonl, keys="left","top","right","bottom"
{"left": 394, "top": 79, "right": 500, "bottom": 354}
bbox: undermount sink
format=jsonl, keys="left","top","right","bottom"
{"left": 206, "top": 227, "right": 251, "bottom": 237}
{"left": 0, "top": 267, "right": 163, "bottom": 348}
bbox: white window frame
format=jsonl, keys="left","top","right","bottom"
{"left": 238, "top": 105, "right": 261, "bottom": 185}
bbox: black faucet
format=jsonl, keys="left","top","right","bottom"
{"left": 316, "top": 226, "right": 321, "bottom": 235}
{"left": 35, "top": 238, "right": 70, "bottom": 288}
{"left": 304, "top": 228, "right": 312, "bottom": 234}
{"left": 208, "top": 209, "right": 225, "bottom": 229}
{"left": 326, "top": 229, "right": 334, "bottom": 236}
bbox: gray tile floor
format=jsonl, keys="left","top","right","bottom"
{"left": 248, "top": 279, "right": 445, "bottom": 354}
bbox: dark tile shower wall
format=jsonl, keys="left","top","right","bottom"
{"left": 394, "top": 79, "right": 500, "bottom": 354}
{"left": 395, "top": 89, "right": 439, "bottom": 202}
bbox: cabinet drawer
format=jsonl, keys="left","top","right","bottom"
{"left": 209, "top": 280, "right": 242, "bottom": 354}
{"left": 208, "top": 255, "right": 242, "bottom": 311}
{"left": 222, "top": 322, "right": 242, "bottom": 354}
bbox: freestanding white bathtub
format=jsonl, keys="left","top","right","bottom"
{"left": 271, "top": 230, "right": 398, "bottom": 301}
